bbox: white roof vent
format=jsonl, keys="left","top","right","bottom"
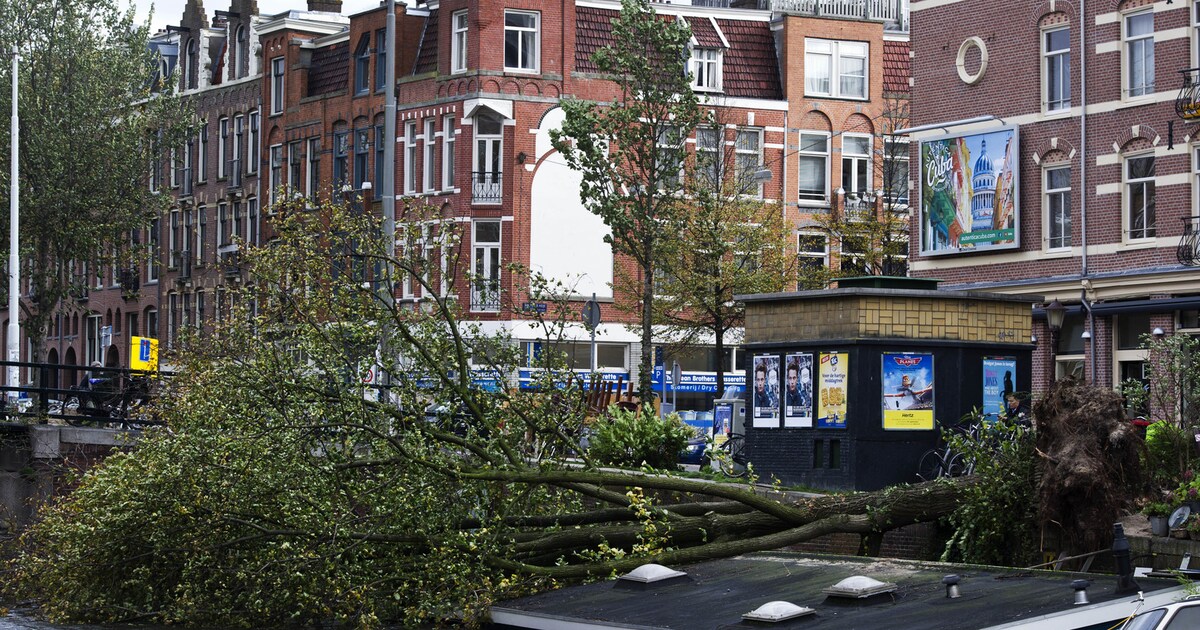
{"left": 618, "top": 563, "right": 687, "bottom": 584}
{"left": 821, "top": 575, "right": 898, "bottom": 599}
{"left": 742, "top": 601, "right": 816, "bottom": 623}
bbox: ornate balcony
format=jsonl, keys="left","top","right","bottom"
{"left": 1178, "top": 217, "right": 1200, "bottom": 267}
{"left": 1177, "top": 68, "right": 1200, "bottom": 122}
{"left": 472, "top": 172, "right": 503, "bottom": 205}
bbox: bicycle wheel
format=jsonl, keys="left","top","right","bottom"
{"left": 719, "top": 435, "right": 747, "bottom": 478}
{"left": 917, "top": 449, "right": 944, "bottom": 481}
{"left": 945, "top": 452, "right": 968, "bottom": 478}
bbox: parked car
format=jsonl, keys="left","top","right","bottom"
{"left": 1122, "top": 596, "right": 1200, "bottom": 630}
{"left": 678, "top": 427, "right": 708, "bottom": 467}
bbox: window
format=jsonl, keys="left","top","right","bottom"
{"left": 169, "top": 148, "right": 178, "bottom": 188}
{"left": 452, "top": 10, "right": 468, "bottom": 73}
{"left": 288, "top": 140, "right": 303, "bottom": 193}
{"left": 472, "top": 221, "right": 501, "bottom": 312}
{"left": 167, "top": 293, "right": 178, "bottom": 347}
{"left": 269, "top": 144, "right": 283, "bottom": 208}
{"left": 691, "top": 47, "right": 721, "bottom": 91}
{"left": 197, "top": 205, "right": 206, "bottom": 263}
{"left": 1044, "top": 27, "right": 1070, "bottom": 111}
{"left": 197, "top": 122, "right": 208, "bottom": 183}
{"left": 232, "top": 114, "right": 244, "bottom": 180}
{"left": 1126, "top": 154, "right": 1155, "bottom": 240}
{"left": 404, "top": 121, "right": 418, "bottom": 194}
{"left": 696, "top": 127, "right": 721, "bottom": 187}
{"left": 232, "top": 201, "right": 242, "bottom": 245}
{"left": 248, "top": 111, "right": 259, "bottom": 174}
{"left": 146, "top": 308, "right": 158, "bottom": 338}
{"left": 168, "top": 210, "right": 179, "bottom": 260}
{"left": 333, "top": 131, "right": 349, "bottom": 191}
{"left": 797, "top": 132, "right": 829, "bottom": 203}
{"left": 840, "top": 234, "right": 868, "bottom": 275}
{"left": 655, "top": 125, "right": 683, "bottom": 189}
{"left": 1125, "top": 11, "right": 1154, "bottom": 98}
{"left": 504, "top": 10, "right": 539, "bottom": 72}
{"left": 354, "top": 128, "right": 370, "bottom": 190}
{"left": 1045, "top": 166, "right": 1071, "bottom": 250}
{"left": 842, "top": 134, "right": 872, "bottom": 200}
{"left": 354, "top": 36, "right": 370, "bottom": 95}
{"left": 424, "top": 119, "right": 437, "bottom": 192}
{"left": 473, "top": 112, "right": 502, "bottom": 203}
{"left": 442, "top": 115, "right": 456, "bottom": 189}
{"left": 375, "top": 30, "right": 387, "bottom": 91}
{"left": 736, "top": 128, "right": 763, "bottom": 197}
{"left": 307, "top": 137, "right": 321, "bottom": 202}
{"left": 218, "top": 117, "right": 228, "bottom": 179}
{"left": 185, "top": 38, "right": 198, "bottom": 90}
{"left": 270, "top": 57, "right": 285, "bottom": 114}
{"left": 148, "top": 218, "right": 160, "bottom": 282}
{"left": 805, "top": 39, "right": 867, "bottom": 99}
{"left": 247, "top": 197, "right": 259, "bottom": 245}
{"left": 375, "top": 123, "right": 384, "bottom": 199}
{"left": 882, "top": 136, "right": 909, "bottom": 206}
{"left": 797, "top": 234, "right": 828, "bottom": 274}
{"left": 217, "top": 202, "right": 228, "bottom": 246}
{"left": 234, "top": 25, "right": 247, "bottom": 79}
{"left": 195, "top": 290, "right": 205, "bottom": 331}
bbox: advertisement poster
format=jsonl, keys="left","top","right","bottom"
{"left": 817, "top": 352, "right": 848, "bottom": 429}
{"left": 882, "top": 353, "right": 935, "bottom": 430}
{"left": 919, "top": 126, "right": 1019, "bottom": 255}
{"left": 751, "top": 354, "right": 780, "bottom": 428}
{"left": 783, "top": 353, "right": 814, "bottom": 428}
{"left": 982, "top": 357, "right": 1016, "bottom": 420}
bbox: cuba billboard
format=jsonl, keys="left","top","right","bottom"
{"left": 919, "top": 126, "right": 1019, "bottom": 255}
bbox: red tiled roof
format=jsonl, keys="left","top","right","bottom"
{"left": 575, "top": 7, "right": 782, "bottom": 100}
{"left": 883, "top": 40, "right": 910, "bottom": 95}
{"left": 309, "top": 41, "right": 349, "bottom": 97}
{"left": 715, "top": 18, "right": 782, "bottom": 100}
{"left": 413, "top": 9, "right": 439, "bottom": 75}
{"left": 687, "top": 16, "right": 724, "bottom": 49}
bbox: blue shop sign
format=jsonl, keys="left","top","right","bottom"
{"left": 518, "top": 368, "right": 631, "bottom": 390}
{"left": 651, "top": 371, "right": 746, "bottom": 394}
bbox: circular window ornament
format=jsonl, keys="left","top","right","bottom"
{"left": 956, "top": 36, "right": 988, "bottom": 85}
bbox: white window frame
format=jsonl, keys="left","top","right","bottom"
{"left": 1044, "top": 165, "right": 1071, "bottom": 251}
{"left": 1125, "top": 152, "right": 1156, "bottom": 241}
{"left": 197, "top": 122, "right": 208, "bottom": 183}
{"left": 471, "top": 220, "right": 502, "bottom": 313}
{"left": 169, "top": 148, "right": 179, "bottom": 188}
{"left": 1124, "top": 10, "right": 1154, "bottom": 99}
{"left": 269, "top": 144, "right": 283, "bottom": 209}
{"left": 423, "top": 119, "right": 437, "bottom": 193}
{"left": 452, "top": 10, "right": 468, "bottom": 74}
{"left": 248, "top": 111, "right": 259, "bottom": 174}
{"left": 841, "top": 133, "right": 872, "bottom": 200}
{"left": 306, "top": 137, "right": 320, "bottom": 203}
{"left": 196, "top": 205, "right": 206, "bottom": 263}
{"left": 735, "top": 127, "right": 763, "bottom": 198}
{"left": 797, "top": 131, "right": 830, "bottom": 205}
{"left": 797, "top": 232, "right": 828, "bottom": 271}
{"left": 404, "top": 120, "right": 417, "bottom": 194}
{"left": 690, "top": 47, "right": 722, "bottom": 92}
{"left": 442, "top": 115, "right": 456, "bottom": 190}
{"left": 804, "top": 38, "right": 867, "bottom": 100}
{"left": 217, "top": 117, "right": 229, "bottom": 179}
{"left": 882, "top": 135, "right": 910, "bottom": 207}
{"left": 1042, "top": 26, "right": 1070, "bottom": 112}
{"left": 503, "top": 10, "right": 540, "bottom": 73}
{"left": 695, "top": 126, "right": 721, "bottom": 188}
{"left": 232, "top": 114, "right": 244, "bottom": 179}
{"left": 270, "top": 57, "right": 285, "bottom": 115}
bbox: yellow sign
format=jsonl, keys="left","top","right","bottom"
{"left": 130, "top": 336, "right": 159, "bottom": 372}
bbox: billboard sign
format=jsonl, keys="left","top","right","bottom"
{"left": 919, "top": 126, "right": 1019, "bottom": 255}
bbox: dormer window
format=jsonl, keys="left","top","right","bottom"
{"left": 691, "top": 47, "right": 722, "bottom": 92}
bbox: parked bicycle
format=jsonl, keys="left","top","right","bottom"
{"left": 916, "top": 417, "right": 984, "bottom": 481}
{"left": 716, "top": 432, "right": 747, "bottom": 478}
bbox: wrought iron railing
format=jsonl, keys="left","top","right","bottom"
{"left": 471, "top": 285, "right": 501, "bottom": 312}
{"left": 765, "top": 0, "right": 906, "bottom": 29}
{"left": 472, "top": 172, "right": 503, "bottom": 205}
{"left": 842, "top": 196, "right": 874, "bottom": 222}
{"left": 1177, "top": 68, "right": 1200, "bottom": 122}
{"left": 1178, "top": 217, "right": 1200, "bottom": 266}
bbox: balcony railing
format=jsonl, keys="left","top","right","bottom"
{"left": 1179, "top": 217, "right": 1200, "bottom": 266}
{"left": 842, "top": 196, "right": 875, "bottom": 222}
{"left": 471, "top": 284, "right": 501, "bottom": 312}
{"left": 1177, "top": 68, "right": 1200, "bottom": 122}
{"left": 472, "top": 171, "right": 503, "bottom": 205}
{"left": 764, "top": 0, "right": 907, "bottom": 30}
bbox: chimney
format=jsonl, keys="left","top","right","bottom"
{"left": 308, "top": 0, "right": 342, "bottom": 12}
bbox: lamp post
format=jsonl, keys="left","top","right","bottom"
{"left": 1044, "top": 298, "right": 1066, "bottom": 382}
{"left": 7, "top": 52, "right": 19, "bottom": 402}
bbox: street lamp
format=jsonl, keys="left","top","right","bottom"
{"left": 1044, "top": 298, "right": 1066, "bottom": 381}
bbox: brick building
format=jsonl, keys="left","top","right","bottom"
{"left": 9, "top": 0, "right": 910, "bottom": 413}
{"left": 907, "top": 0, "right": 1200, "bottom": 396}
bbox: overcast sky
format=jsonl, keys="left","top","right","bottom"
{"left": 127, "top": 0, "right": 382, "bottom": 33}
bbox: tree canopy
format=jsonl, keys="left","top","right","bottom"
{"left": 0, "top": 0, "right": 189, "bottom": 356}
